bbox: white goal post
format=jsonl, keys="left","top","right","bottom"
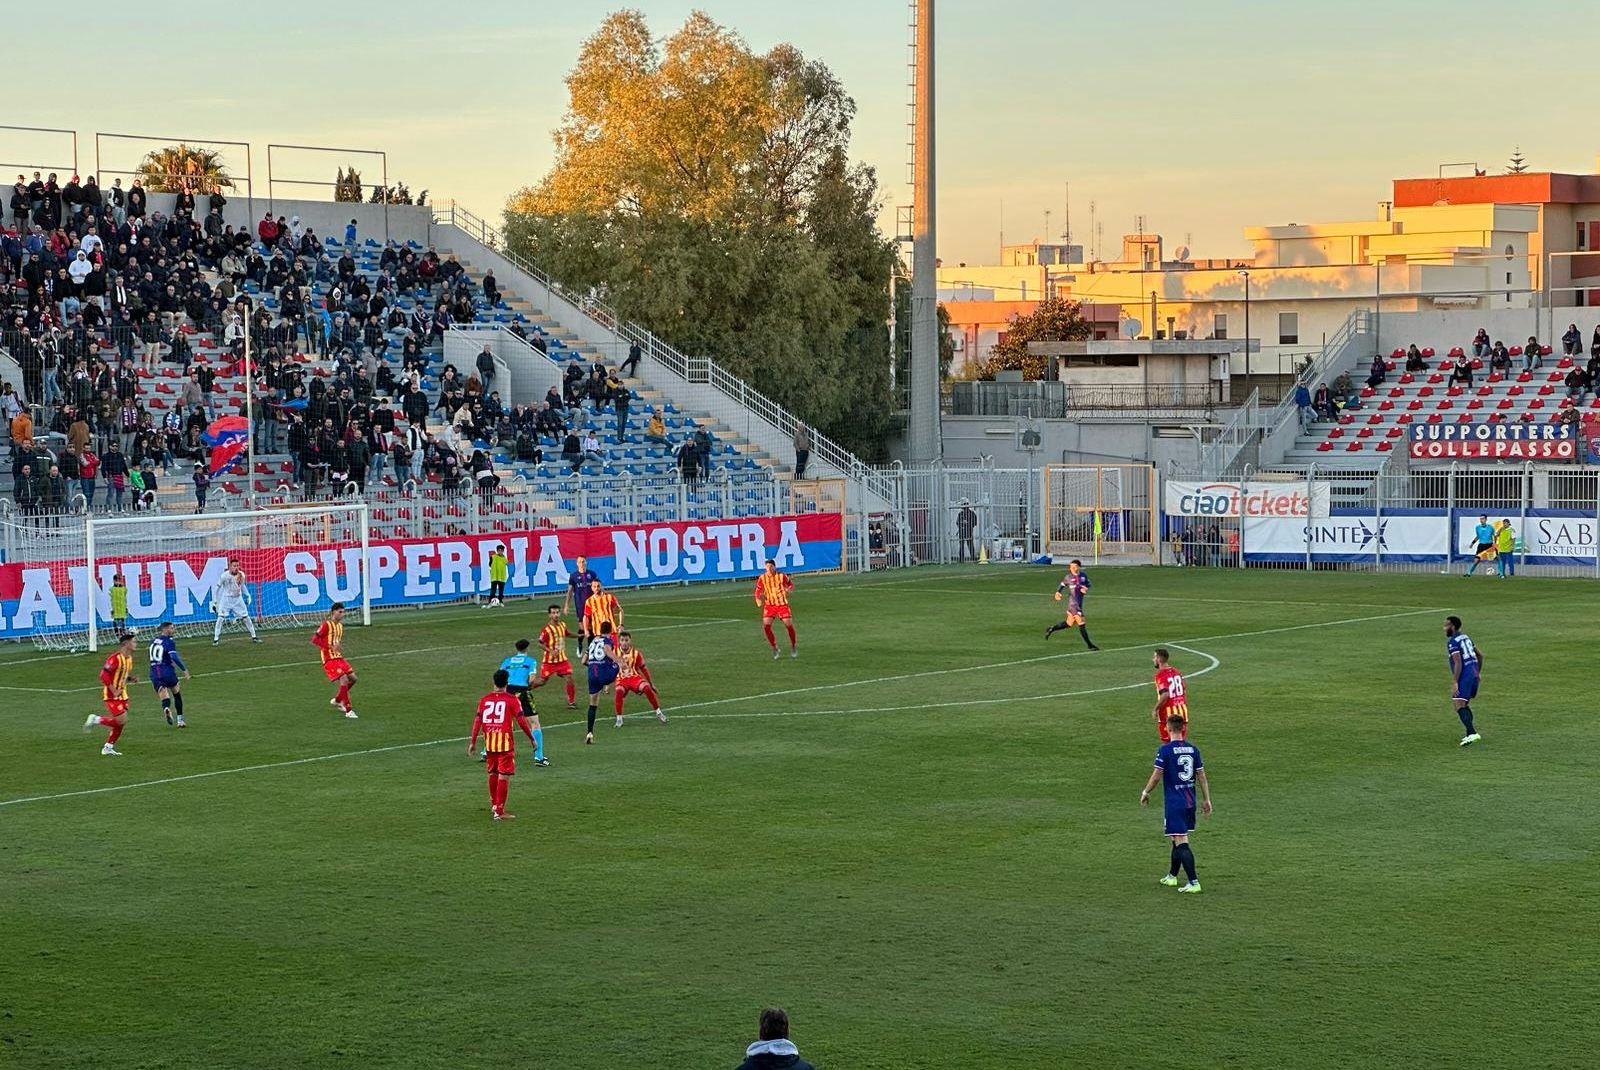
{"left": 25, "top": 502, "right": 372, "bottom": 653}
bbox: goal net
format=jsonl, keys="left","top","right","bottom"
{"left": 12, "top": 502, "right": 371, "bottom": 652}
{"left": 1041, "top": 464, "right": 1159, "bottom": 565}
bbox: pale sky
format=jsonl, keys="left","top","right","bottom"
{"left": 7, "top": 0, "right": 1596, "bottom": 264}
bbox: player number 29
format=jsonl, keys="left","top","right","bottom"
{"left": 481, "top": 698, "right": 509, "bottom": 725}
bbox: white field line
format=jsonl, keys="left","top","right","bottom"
{"left": 0, "top": 646, "right": 1222, "bottom": 811}
{"left": 2, "top": 603, "right": 1442, "bottom": 809}
{"left": 0, "top": 619, "right": 743, "bottom": 696}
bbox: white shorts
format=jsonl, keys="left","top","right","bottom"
{"left": 216, "top": 599, "right": 250, "bottom": 619}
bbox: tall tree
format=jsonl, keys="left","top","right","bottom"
{"left": 334, "top": 168, "right": 364, "bottom": 202}
{"left": 136, "top": 144, "right": 234, "bottom": 193}
{"left": 980, "top": 298, "right": 1093, "bottom": 380}
{"left": 504, "top": 10, "right": 896, "bottom": 459}
{"left": 1506, "top": 147, "right": 1529, "bottom": 174}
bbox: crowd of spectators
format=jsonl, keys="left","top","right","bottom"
{"left": 2, "top": 172, "right": 733, "bottom": 522}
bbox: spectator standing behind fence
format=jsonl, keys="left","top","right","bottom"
{"left": 621, "top": 339, "right": 642, "bottom": 377}
{"left": 735, "top": 1008, "right": 816, "bottom": 1070}
{"left": 793, "top": 422, "right": 811, "bottom": 479}
{"left": 956, "top": 499, "right": 978, "bottom": 562}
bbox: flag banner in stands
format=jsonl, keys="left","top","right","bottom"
{"left": 0, "top": 513, "right": 843, "bottom": 639}
{"left": 1455, "top": 511, "right": 1597, "bottom": 567}
{"left": 1165, "top": 480, "right": 1331, "bottom": 519}
{"left": 1407, "top": 422, "right": 1577, "bottom": 461}
{"left": 1241, "top": 512, "right": 1448, "bottom": 563}
{"left": 1583, "top": 414, "right": 1600, "bottom": 463}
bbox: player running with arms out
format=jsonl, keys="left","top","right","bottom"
{"left": 612, "top": 630, "right": 666, "bottom": 726}
{"left": 1045, "top": 559, "right": 1099, "bottom": 650}
{"left": 1141, "top": 716, "right": 1212, "bottom": 893}
{"left": 528, "top": 604, "right": 577, "bottom": 709}
{"left": 1444, "top": 615, "right": 1484, "bottom": 746}
{"left": 85, "top": 632, "right": 137, "bottom": 755}
{"left": 583, "top": 621, "right": 623, "bottom": 745}
{"left": 754, "top": 559, "right": 797, "bottom": 659}
{"left": 1152, "top": 648, "right": 1188, "bottom": 742}
{"left": 148, "top": 621, "right": 192, "bottom": 728}
{"left": 311, "top": 603, "right": 360, "bottom": 719}
{"left": 581, "top": 579, "right": 623, "bottom": 645}
{"left": 563, "top": 555, "right": 600, "bottom": 646}
{"left": 494, "top": 639, "right": 549, "bottom": 767}
{"left": 211, "top": 557, "right": 262, "bottom": 645}
{"left": 467, "top": 669, "right": 538, "bottom": 820}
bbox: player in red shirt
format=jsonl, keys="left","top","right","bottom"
{"left": 83, "top": 632, "right": 138, "bottom": 755}
{"left": 528, "top": 604, "right": 577, "bottom": 708}
{"left": 1151, "top": 647, "right": 1189, "bottom": 742}
{"left": 612, "top": 630, "right": 666, "bottom": 726}
{"left": 311, "top": 602, "right": 359, "bottom": 719}
{"left": 467, "top": 668, "right": 537, "bottom": 820}
{"left": 754, "top": 559, "right": 797, "bottom": 659}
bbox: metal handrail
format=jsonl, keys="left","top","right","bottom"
{"left": 431, "top": 199, "right": 893, "bottom": 503}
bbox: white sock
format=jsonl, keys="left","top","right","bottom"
{"left": 243, "top": 615, "right": 257, "bottom": 638}
{"left": 214, "top": 618, "right": 224, "bottom": 641}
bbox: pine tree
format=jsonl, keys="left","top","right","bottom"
{"left": 1506, "top": 148, "right": 1528, "bottom": 174}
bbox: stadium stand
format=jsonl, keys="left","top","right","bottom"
{"left": 0, "top": 181, "right": 787, "bottom": 537}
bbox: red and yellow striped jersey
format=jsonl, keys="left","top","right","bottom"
{"left": 100, "top": 652, "right": 132, "bottom": 700}
{"left": 754, "top": 572, "right": 793, "bottom": 607}
{"left": 539, "top": 621, "right": 570, "bottom": 664}
{"left": 472, "top": 691, "right": 521, "bottom": 754}
{"left": 582, "top": 593, "right": 621, "bottom": 632}
{"left": 618, "top": 647, "right": 647, "bottom": 679}
{"left": 313, "top": 619, "right": 344, "bottom": 662}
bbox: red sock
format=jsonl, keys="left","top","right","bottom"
{"left": 565, "top": 679, "right": 575, "bottom": 704}
{"left": 763, "top": 622, "right": 777, "bottom": 649}
{"left": 613, "top": 690, "right": 625, "bottom": 715}
{"left": 494, "top": 777, "right": 509, "bottom": 810}
{"left": 106, "top": 721, "right": 123, "bottom": 745}
{"left": 643, "top": 685, "right": 660, "bottom": 708}
{"left": 784, "top": 622, "right": 796, "bottom": 646}
{"left": 487, "top": 772, "right": 500, "bottom": 811}
{"left": 335, "top": 683, "right": 350, "bottom": 710}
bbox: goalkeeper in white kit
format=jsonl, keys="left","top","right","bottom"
{"left": 212, "top": 557, "right": 263, "bottom": 645}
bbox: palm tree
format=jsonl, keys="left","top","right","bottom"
{"left": 136, "top": 144, "right": 236, "bottom": 193}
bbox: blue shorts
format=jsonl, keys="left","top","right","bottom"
{"left": 1164, "top": 804, "right": 1196, "bottom": 837}
{"left": 1454, "top": 669, "right": 1479, "bottom": 701}
{"left": 150, "top": 670, "right": 178, "bottom": 692}
{"left": 587, "top": 664, "right": 618, "bottom": 696}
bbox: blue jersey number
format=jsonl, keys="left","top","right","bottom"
{"left": 148, "top": 640, "right": 166, "bottom": 665}
{"left": 1175, "top": 754, "right": 1195, "bottom": 782}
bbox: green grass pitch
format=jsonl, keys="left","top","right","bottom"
{"left": 0, "top": 565, "right": 1589, "bottom": 1068}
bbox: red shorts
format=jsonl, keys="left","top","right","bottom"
{"left": 539, "top": 660, "right": 572, "bottom": 679}
{"left": 103, "top": 698, "right": 129, "bottom": 718}
{"left": 616, "top": 676, "right": 649, "bottom": 695}
{"left": 762, "top": 604, "right": 792, "bottom": 621}
{"left": 1157, "top": 708, "right": 1189, "bottom": 743}
{"left": 322, "top": 657, "right": 354, "bottom": 681}
{"left": 485, "top": 751, "right": 515, "bottom": 776}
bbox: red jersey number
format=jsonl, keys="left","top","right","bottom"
{"left": 478, "top": 695, "right": 512, "bottom": 726}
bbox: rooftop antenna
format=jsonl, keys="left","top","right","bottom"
{"left": 1063, "top": 181, "right": 1071, "bottom": 245}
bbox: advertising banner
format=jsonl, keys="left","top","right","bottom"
{"left": 0, "top": 513, "right": 844, "bottom": 639}
{"left": 1408, "top": 422, "right": 1577, "bottom": 461}
{"left": 1241, "top": 512, "right": 1449, "bottom": 563}
{"left": 1165, "top": 480, "right": 1331, "bottom": 519}
{"left": 1454, "top": 512, "right": 1598, "bottom": 566}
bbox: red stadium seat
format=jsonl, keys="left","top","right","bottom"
{"left": 1496, "top": 399, "right": 1514, "bottom": 410}
{"left": 1437, "top": 361, "right": 1453, "bottom": 372}
{"left": 1467, "top": 399, "right": 1484, "bottom": 410}
{"left": 1419, "top": 386, "right": 1435, "bottom": 397}
{"left": 1448, "top": 346, "right": 1465, "bottom": 357}
{"left": 1476, "top": 386, "right": 1493, "bottom": 396}
{"left": 1528, "top": 398, "right": 1545, "bottom": 409}
{"left": 1327, "top": 427, "right": 1344, "bottom": 439}
{"left": 1360, "top": 387, "right": 1376, "bottom": 398}
{"left": 1541, "top": 345, "right": 1553, "bottom": 356}
{"left": 1457, "top": 413, "right": 1473, "bottom": 422}
{"left": 1345, "top": 442, "right": 1365, "bottom": 452}
{"left": 1427, "top": 374, "right": 1445, "bottom": 384}
{"left": 1487, "top": 373, "right": 1502, "bottom": 383}
{"left": 1399, "top": 373, "right": 1415, "bottom": 385}
{"left": 1388, "top": 387, "right": 1405, "bottom": 398}
{"left": 1386, "top": 427, "right": 1405, "bottom": 438}
{"left": 1376, "top": 441, "right": 1393, "bottom": 452}
{"left": 1487, "top": 412, "right": 1505, "bottom": 422}
{"left": 1367, "top": 414, "right": 1384, "bottom": 425}
{"left": 1471, "top": 359, "right": 1484, "bottom": 370}
{"left": 1426, "top": 413, "right": 1444, "bottom": 423}
{"left": 1447, "top": 386, "right": 1464, "bottom": 397}
{"left": 1391, "top": 348, "right": 1406, "bottom": 358}
{"left": 1317, "top": 441, "right": 1334, "bottom": 452}
{"left": 1517, "top": 371, "right": 1533, "bottom": 382}
{"left": 1436, "top": 399, "right": 1453, "bottom": 410}
{"left": 1339, "top": 412, "right": 1356, "bottom": 424}
{"left": 1510, "top": 345, "right": 1524, "bottom": 356}
{"left": 1378, "top": 400, "right": 1396, "bottom": 411}
{"left": 1538, "top": 384, "right": 1555, "bottom": 395}
{"left": 1558, "top": 356, "right": 1574, "bottom": 369}
{"left": 1357, "top": 428, "right": 1373, "bottom": 438}
{"left": 1396, "top": 413, "right": 1414, "bottom": 424}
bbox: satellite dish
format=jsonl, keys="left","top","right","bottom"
{"left": 1122, "top": 319, "right": 1141, "bottom": 339}
{"left": 1174, "top": 245, "right": 1190, "bottom": 262}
